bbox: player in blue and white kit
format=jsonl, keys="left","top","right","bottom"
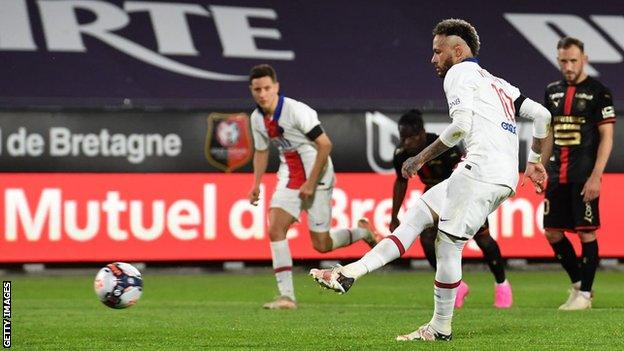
{"left": 311, "top": 19, "right": 551, "bottom": 341}
{"left": 247, "top": 64, "right": 380, "bottom": 310}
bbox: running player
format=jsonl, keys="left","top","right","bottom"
{"left": 311, "top": 19, "right": 551, "bottom": 341}
{"left": 247, "top": 64, "right": 380, "bottom": 310}
{"left": 391, "top": 109, "right": 512, "bottom": 308}
{"left": 542, "top": 37, "right": 615, "bottom": 310}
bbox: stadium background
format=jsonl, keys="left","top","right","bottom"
{"left": 1, "top": 0, "right": 623, "bottom": 264}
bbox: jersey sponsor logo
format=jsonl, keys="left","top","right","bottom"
{"left": 0, "top": 0, "right": 295, "bottom": 81}
{"left": 448, "top": 97, "right": 461, "bottom": 109}
{"left": 574, "top": 93, "right": 594, "bottom": 100}
{"left": 554, "top": 116, "right": 586, "bottom": 124}
{"left": 500, "top": 121, "right": 517, "bottom": 134}
{"left": 554, "top": 127, "right": 582, "bottom": 146}
{"left": 205, "top": 113, "right": 253, "bottom": 172}
{"left": 553, "top": 115, "right": 584, "bottom": 146}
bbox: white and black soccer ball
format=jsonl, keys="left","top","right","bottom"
{"left": 94, "top": 262, "right": 143, "bottom": 309}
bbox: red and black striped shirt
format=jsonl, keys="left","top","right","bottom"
{"left": 544, "top": 77, "right": 616, "bottom": 183}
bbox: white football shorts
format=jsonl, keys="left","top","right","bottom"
{"left": 420, "top": 165, "right": 513, "bottom": 239}
{"left": 270, "top": 187, "right": 332, "bottom": 232}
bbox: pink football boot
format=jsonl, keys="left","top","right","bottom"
{"left": 454, "top": 281, "right": 470, "bottom": 308}
{"left": 494, "top": 280, "right": 513, "bottom": 308}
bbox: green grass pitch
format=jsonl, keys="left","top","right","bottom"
{"left": 10, "top": 269, "right": 624, "bottom": 350}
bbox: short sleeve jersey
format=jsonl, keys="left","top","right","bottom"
{"left": 250, "top": 95, "right": 335, "bottom": 190}
{"left": 393, "top": 133, "right": 463, "bottom": 189}
{"left": 544, "top": 77, "right": 616, "bottom": 183}
{"left": 443, "top": 59, "right": 522, "bottom": 190}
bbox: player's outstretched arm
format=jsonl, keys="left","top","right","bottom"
{"left": 249, "top": 149, "right": 269, "bottom": 205}
{"left": 523, "top": 138, "right": 548, "bottom": 193}
{"left": 517, "top": 97, "right": 552, "bottom": 193}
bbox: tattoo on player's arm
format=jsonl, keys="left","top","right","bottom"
{"left": 421, "top": 139, "right": 450, "bottom": 164}
{"left": 531, "top": 137, "right": 544, "bottom": 154}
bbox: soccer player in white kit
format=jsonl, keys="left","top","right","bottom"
{"left": 310, "top": 19, "right": 551, "bottom": 340}
{"left": 247, "top": 64, "right": 380, "bottom": 310}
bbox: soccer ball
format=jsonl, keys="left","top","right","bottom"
{"left": 94, "top": 262, "right": 143, "bottom": 309}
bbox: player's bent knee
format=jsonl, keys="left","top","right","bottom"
{"left": 402, "top": 199, "right": 435, "bottom": 229}
{"left": 267, "top": 225, "right": 289, "bottom": 241}
{"left": 435, "top": 254, "right": 463, "bottom": 283}
{"left": 312, "top": 243, "right": 332, "bottom": 253}
{"left": 435, "top": 237, "right": 464, "bottom": 283}
{"left": 544, "top": 230, "right": 564, "bottom": 243}
{"left": 578, "top": 231, "right": 597, "bottom": 243}
{"left": 436, "top": 266, "right": 462, "bottom": 284}
{"left": 310, "top": 233, "right": 332, "bottom": 253}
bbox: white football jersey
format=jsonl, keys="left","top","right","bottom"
{"left": 251, "top": 96, "right": 335, "bottom": 190}
{"left": 444, "top": 59, "right": 520, "bottom": 190}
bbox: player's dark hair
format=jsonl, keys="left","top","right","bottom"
{"left": 249, "top": 64, "right": 277, "bottom": 83}
{"left": 557, "top": 37, "right": 584, "bottom": 53}
{"left": 398, "top": 109, "right": 424, "bottom": 132}
{"left": 433, "top": 18, "right": 480, "bottom": 57}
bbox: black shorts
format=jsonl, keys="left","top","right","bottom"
{"left": 543, "top": 181, "right": 600, "bottom": 232}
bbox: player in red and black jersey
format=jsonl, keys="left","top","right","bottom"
{"left": 542, "top": 37, "right": 615, "bottom": 310}
{"left": 390, "top": 109, "right": 512, "bottom": 308}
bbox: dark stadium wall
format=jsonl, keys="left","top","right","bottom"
{"left": 1, "top": 111, "right": 623, "bottom": 173}
{"left": 0, "top": 0, "right": 622, "bottom": 111}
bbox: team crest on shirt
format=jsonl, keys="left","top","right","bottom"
{"left": 205, "top": 113, "right": 253, "bottom": 172}
{"left": 576, "top": 99, "right": 586, "bottom": 111}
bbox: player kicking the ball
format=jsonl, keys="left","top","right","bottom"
{"left": 390, "top": 109, "right": 512, "bottom": 309}
{"left": 310, "top": 19, "right": 551, "bottom": 341}
{"left": 247, "top": 64, "right": 380, "bottom": 310}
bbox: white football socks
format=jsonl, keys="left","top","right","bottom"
{"left": 330, "top": 227, "right": 368, "bottom": 249}
{"left": 270, "top": 239, "right": 295, "bottom": 300}
{"left": 342, "top": 238, "right": 399, "bottom": 279}
{"left": 342, "top": 200, "right": 434, "bottom": 280}
{"left": 429, "top": 232, "right": 465, "bottom": 335}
